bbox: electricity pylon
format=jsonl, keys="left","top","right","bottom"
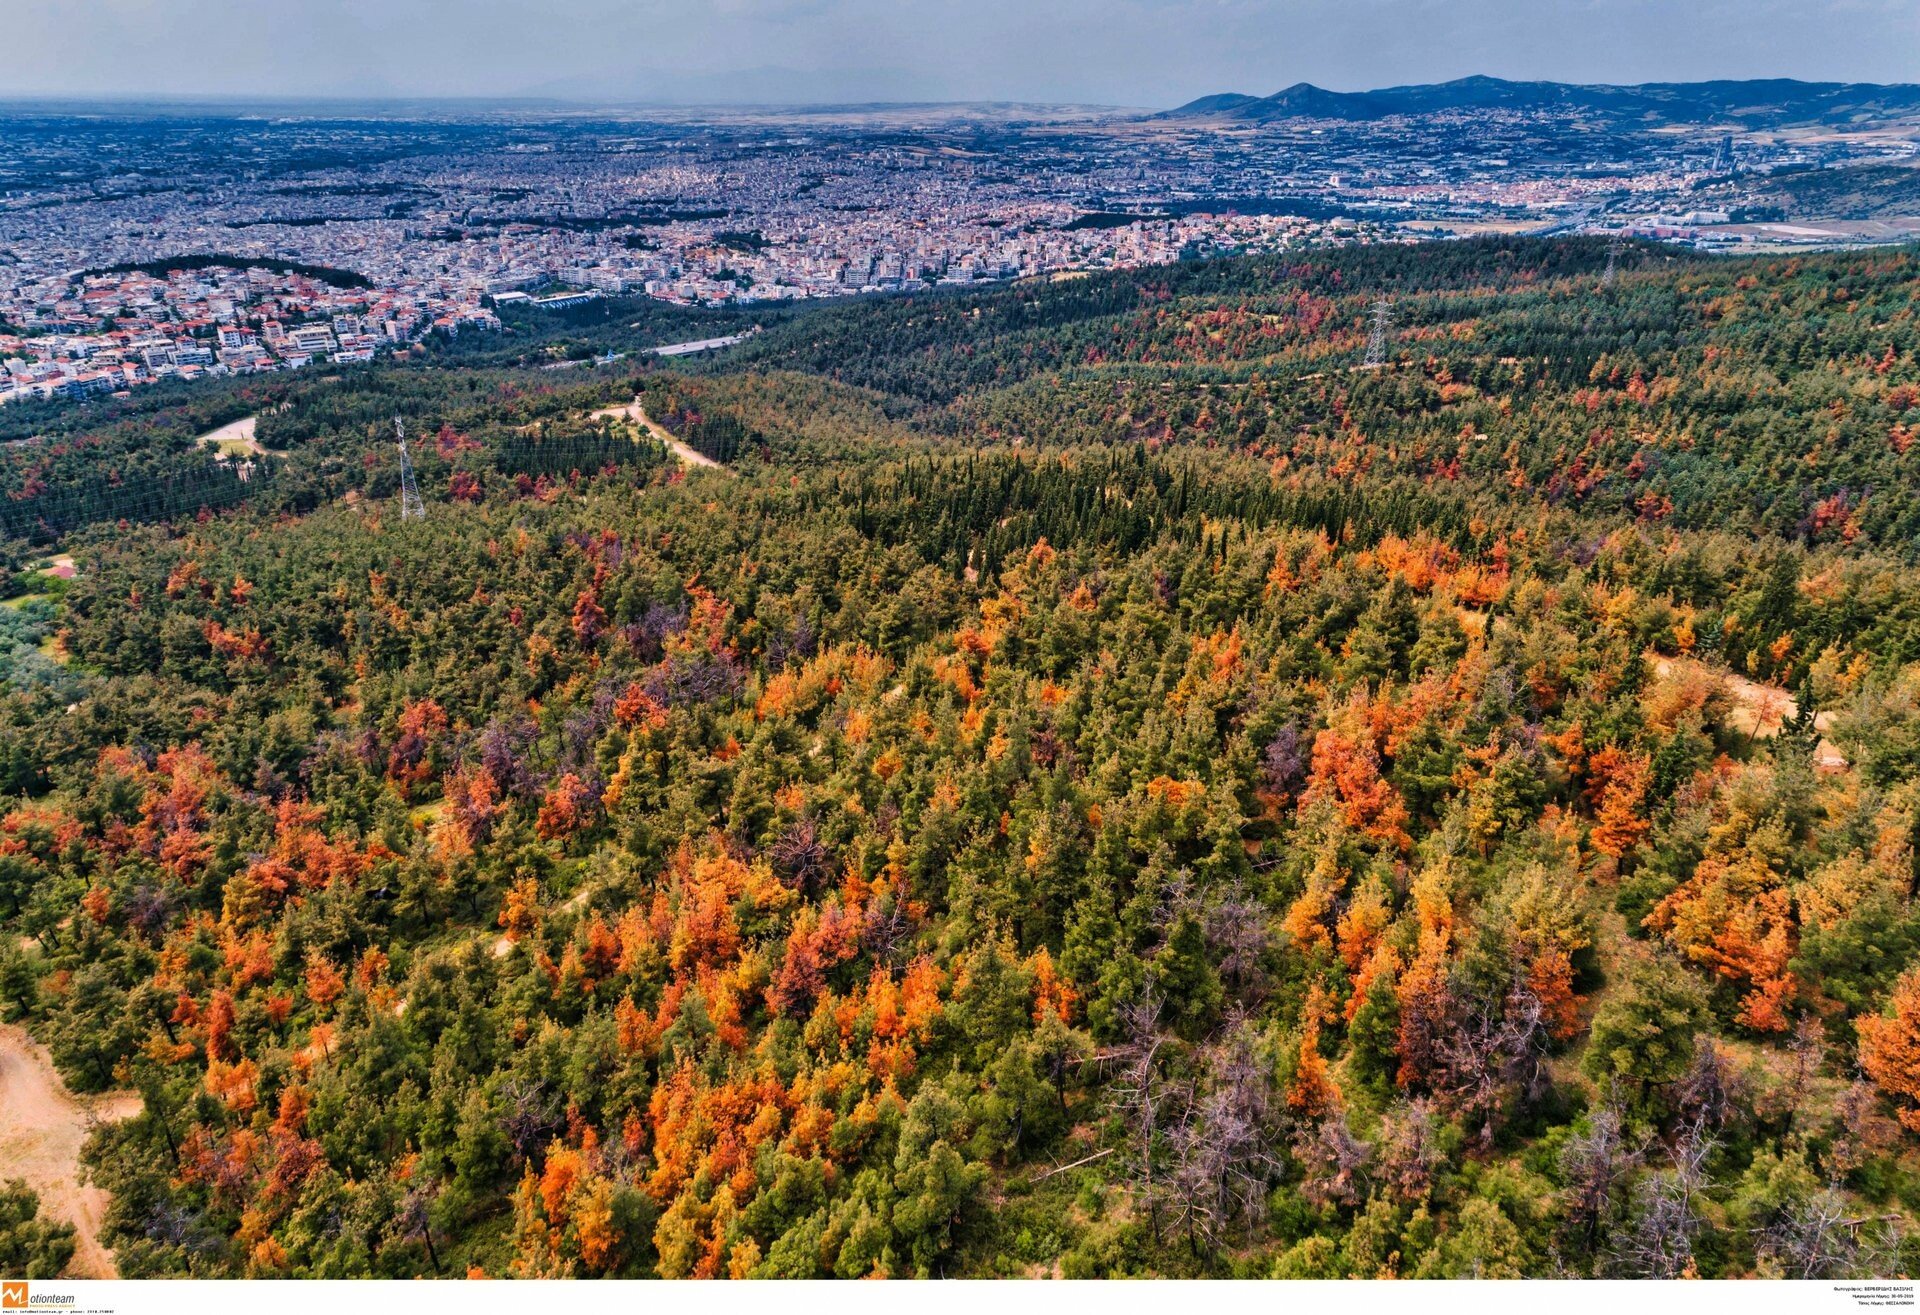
{"left": 395, "top": 416, "right": 425, "bottom": 521}
{"left": 1602, "top": 235, "right": 1623, "bottom": 289}
{"left": 1363, "top": 298, "right": 1392, "bottom": 368}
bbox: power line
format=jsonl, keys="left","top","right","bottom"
{"left": 1363, "top": 298, "right": 1392, "bottom": 369}
{"left": 0, "top": 426, "right": 675, "bottom": 544}
{"left": 395, "top": 415, "right": 425, "bottom": 521}
{"left": 0, "top": 457, "right": 285, "bottom": 542}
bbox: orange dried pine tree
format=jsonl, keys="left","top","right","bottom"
{"left": 1859, "top": 966, "right": 1920, "bottom": 1133}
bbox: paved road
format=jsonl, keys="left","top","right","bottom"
{"left": 649, "top": 332, "right": 753, "bottom": 358}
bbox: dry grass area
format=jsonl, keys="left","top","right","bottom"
{"left": 0, "top": 1022, "right": 141, "bottom": 1278}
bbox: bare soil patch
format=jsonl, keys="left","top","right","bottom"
{"left": 589, "top": 398, "right": 725, "bottom": 470}
{"left": 0, "top": 1023, "right": 141, "bottom": 1278}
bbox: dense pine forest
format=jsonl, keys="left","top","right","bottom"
{"left": 7, "top": 236, "right": 1920, "bottom": 1279}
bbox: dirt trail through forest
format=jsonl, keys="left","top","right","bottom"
{"left": 588, "top": 398, "right": 724, "bottom": 470}
{"left": 0, "top": 1023, "right": 141, "bottom": 1278}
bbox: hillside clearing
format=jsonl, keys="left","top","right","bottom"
{"left": 0, "top": 1023, "right": 140, "bottom": 1278}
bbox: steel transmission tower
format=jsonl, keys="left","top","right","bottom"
{"left": 1602, "top": 235, "right": 1623, "bottom": 289}
{"left": 394, "top": 416, "right": 425, "bottom": 521}
{"left": 1363, "top": 298, "right": 1392, "bottom": 368}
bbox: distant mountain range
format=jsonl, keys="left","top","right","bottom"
{"left": 1161, "top": 76, "right": 1920, "bottom": 127}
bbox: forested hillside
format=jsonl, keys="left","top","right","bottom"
{"left": 5, "top": 237, "right": 1920, "bottom": 1279}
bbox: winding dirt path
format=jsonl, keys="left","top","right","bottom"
{"left": 589, "top": 398, "right": 725, "bottom": 471}
{"left": 0, "top": 1023, "right": 141, "bottom": 1278}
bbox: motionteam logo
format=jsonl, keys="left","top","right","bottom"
{"left": 0, "top": 1286, "right": 71, "bottom": 1310}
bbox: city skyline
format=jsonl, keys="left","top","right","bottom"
{"left": 6, "top": 0, "right": 1920, "bottom": 107}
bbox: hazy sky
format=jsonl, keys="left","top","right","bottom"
{"left": 7, "top": 0, "right": 1919, "bottom": 107}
